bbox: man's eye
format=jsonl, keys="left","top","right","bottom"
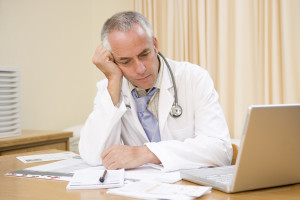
{"left": 119, "top": 60, "right": 130, "bottom": 65}
{"left": 122, "top": 61, "right": 130, "bottom": 65}
{"left": 140, "top": 52, "right": 150, "bottom": 57}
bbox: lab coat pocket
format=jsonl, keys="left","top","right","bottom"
{"left": 167, "top": 123, "right": 194, "bottom": 141}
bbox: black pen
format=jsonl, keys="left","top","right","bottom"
{"left": 99, "top": 170, "right": 107, "bottom": 183}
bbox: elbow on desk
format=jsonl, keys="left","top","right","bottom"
{"left": 78, "top": 142, "right": 103, "bottom": 166}
{"left": 79, "top": 150, "right": 103, "bottom": 166}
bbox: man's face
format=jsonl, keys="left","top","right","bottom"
{"left": 108, "top": 24, "right": 160, "bottom": 90}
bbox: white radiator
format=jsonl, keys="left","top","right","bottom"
{"left": 0, "top": 66, "right": 21, "bottom": 138}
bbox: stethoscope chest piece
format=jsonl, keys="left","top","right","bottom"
{"left": 170, "top": 103, "right": 182, "bottom": 118}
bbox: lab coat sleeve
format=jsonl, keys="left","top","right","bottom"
{"left": 146, "top": 69, "right": 232, "bottom": 172}
{"left": 79, "top": 79, "right": 127, "bottom": 166}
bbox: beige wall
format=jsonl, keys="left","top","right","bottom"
{"left": 0, "top": 0, "right": 134, "bottom": 130}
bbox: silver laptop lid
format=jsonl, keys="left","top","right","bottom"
{"left": 232, "top": 104, "right": 300, "bottom": 192}
{"left": 180, "top": 104, "right": 300, "bottom": 193}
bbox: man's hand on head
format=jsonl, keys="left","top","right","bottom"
{"left": 101, "top": 145, "right": 161, "bottom": 169}
{"left": 92, "top": 45, "right": 122, "bottom": 80}
{"left": 92, "top": 45, "right": 123, "bottom": 105}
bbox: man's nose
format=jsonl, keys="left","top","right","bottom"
{"left": 134, "top": 59, "right": 146, "bottom": 74}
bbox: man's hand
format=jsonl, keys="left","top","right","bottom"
{"left": 101, "top": 145, "right": 161, "bottom": 169}
{"left": 92, "top": 45, "right": 122, "bottom": 80}
{"left": 92, "top": 45, "right": 123, "bottom": 105}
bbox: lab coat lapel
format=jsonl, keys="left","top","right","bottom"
{"left": 158, "top": 65, "right": 174, "bottom": 139}
{"left": 122, "top": 78, "right": 149, "bottom": 141}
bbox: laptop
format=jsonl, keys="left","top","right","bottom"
{"left": 180, "top": 104, "right": 300, "bottom": 193}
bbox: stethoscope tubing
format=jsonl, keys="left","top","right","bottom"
{"left": 125, "top": 52, "right": 182, "bottom": 118}
{"left": 158, "top": 52, "right": 179, "bottom": 107}
{"left": 158, "top": 52, "right": 182, "bottom": 117}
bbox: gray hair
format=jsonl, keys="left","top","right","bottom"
{"left": 101, "top": 11, "right": 154, "bottom": 51}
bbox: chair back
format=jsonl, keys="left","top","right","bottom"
{"left": 231, "top": 143, "right": 238, "bottom": 165}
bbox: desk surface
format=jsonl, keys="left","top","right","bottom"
{"left": 0, "top": 150, "right": 299, "bottom": 200}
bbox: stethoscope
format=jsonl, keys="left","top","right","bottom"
{"left": 125, "top": 52, "right": 183, "bottom": 118}
{"left": 158, "top": 52, "right": 182, "bottom": 118}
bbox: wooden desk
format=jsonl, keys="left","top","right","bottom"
{"left": 0, "top": 130, "right": 73, "bottom": 155}
{"left": 0, "top": 150, "right": 299, "bottom": 200}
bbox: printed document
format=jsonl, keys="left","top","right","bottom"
{"left": 17, "top": 152, "right": 79, "bottom": 163}
{"left": 6, "top": 156, "right": 91, "bottom": 181}
{"left": 108, "top": 180, "right": 211, "bottom": 200}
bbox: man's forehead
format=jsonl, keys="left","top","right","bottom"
{"left": 108, "top": 23, "right": 153, "bottom": 60}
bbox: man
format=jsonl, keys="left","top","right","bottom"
{"left": 79, "top": 11, "right": 232, "bottom": 172}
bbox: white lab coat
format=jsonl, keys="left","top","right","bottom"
{"left": 79, "top": 58, "right": 232, "bottom": 172}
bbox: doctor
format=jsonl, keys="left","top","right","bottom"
{"left": 79, "top": 11, "right": 232, "bottom": 172}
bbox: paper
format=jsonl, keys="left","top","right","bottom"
{"left": 17, "top": 152, "right": 79, "bottom": 163}
{"left": 5, "top": 170, "right": 72, "bottom": 181}
{"left": 67, "top": 169, "right": 125, "bottom": 190}
{"left": 108, "top": 181, "right": 212, "bottom": 200}
{"left": 145, "top": 163, "right": 164, "bottom": 170}
{"left": 26, "top": 156, "right": 90, "bottom": 173}
{"left": 125, "top": 164, "right": 181, "bottom": 183}
{"left": 6, "top": 158, "right": 180, "bottom": 183}
{"left": 6, "top": 157, "right": 91, "bottom": 181}
{"left": 72, "top": 164, "right": 181, "bottom": 184}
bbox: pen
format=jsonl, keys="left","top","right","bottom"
{"left": 99, "top": 170, "right": 107, "bottom": 183}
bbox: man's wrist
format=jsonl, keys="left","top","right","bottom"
{"left": 107, "top": 75, "right": 122, "bottom": 106}
{"left": 142, "top": 145, "right": 161, "bottom": 164}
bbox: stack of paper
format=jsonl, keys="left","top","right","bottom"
{"left": 5, "top": 152, "right": 212, "bottom": 199}
{"left": 6, "top": 153, "right": 90, "bottom": 181}
{"left": 0, "top": 66, "right": 21, "bottom": 139}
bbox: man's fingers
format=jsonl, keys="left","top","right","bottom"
{"left": 92, "top": 45, "right": 113, "bottom": 65}
{"left": 100, "top": 145, "right": 159, "bottom": 169}
{"left": 106, "top": 162, "right": 119, "bottom": 170}
{"left": 101, "top": 145, "right": 120, "bottom": 168}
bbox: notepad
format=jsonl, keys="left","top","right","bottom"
{"left": 66, "top": 169, "right": 124, "bottom": 190}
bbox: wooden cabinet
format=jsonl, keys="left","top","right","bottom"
{"left": 0, "top": 130, "right": 73, "bottom": 156}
